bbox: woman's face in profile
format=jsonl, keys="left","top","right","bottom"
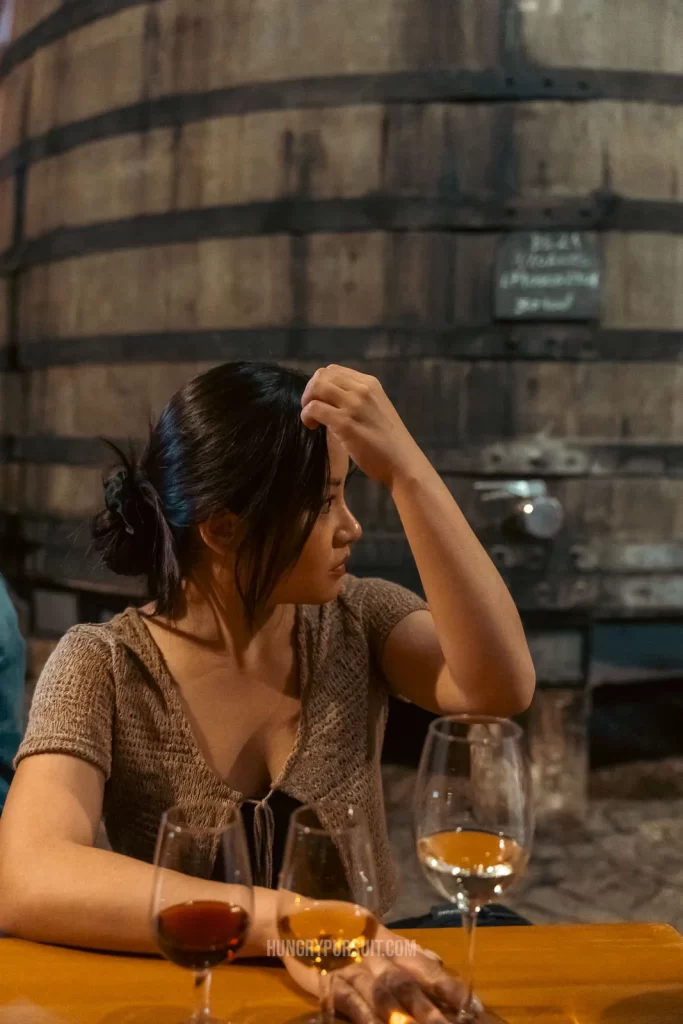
{"left": 272, "top": 435, "right": 363, "bottom": 605}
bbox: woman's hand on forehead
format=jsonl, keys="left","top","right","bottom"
{"left": 300, "top": 365, "right": 425, "bottom": 489}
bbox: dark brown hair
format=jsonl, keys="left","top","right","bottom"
{"left": 92, "top": 361, "right": 330, "bottom": 626}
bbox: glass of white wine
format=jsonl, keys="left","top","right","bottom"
{"left": 415, "top": 715, "right": 533, "bottom": 1022}
{"left": 277, "top": 804, "right": 379, "bottom": 1024}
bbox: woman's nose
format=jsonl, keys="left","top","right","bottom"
{"left": 340, "top": 513, "right": 362, "bottom": 543}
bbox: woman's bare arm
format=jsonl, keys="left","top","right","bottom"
{"left": 0, "top": 754, "right": 276, "bottom": 956}
{"left": 300, "top": 365, "right": 536, "bottom": 718}
{"left": 384, "top": 459, "right": 536, "bottom": 717}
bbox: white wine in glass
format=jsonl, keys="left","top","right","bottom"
{"left": 415, "top": 716, "right": 533, "bottom": 1022}
{"left": 279, "top": 897, "right": 378, "bottom": 972}
{"left": 418, "top": 829, "right": 527, "bottom": 907}
{"left": 277, "top": 805, "right": 379, "bottom": 1023}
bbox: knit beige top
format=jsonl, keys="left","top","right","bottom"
{"left": 15, "top": 574, "right": 427, "bottom": 915}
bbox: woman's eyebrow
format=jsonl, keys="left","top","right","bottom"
{"left": 329, "top": 464, "right": 358, "bottom": 488}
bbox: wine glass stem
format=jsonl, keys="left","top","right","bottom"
{"left": 318, "top": 969, "right": 334, "bottom": 1024}
{"left": 459, "top": 910, "right": 478, "bottom": 1021}
{"left": 192, "top": 969, "right": 212, "bottom": 1020}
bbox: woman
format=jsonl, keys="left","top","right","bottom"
{"left": 0, "top": 362, "right": 534, "bottom": 1021}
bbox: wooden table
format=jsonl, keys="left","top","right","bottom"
{"left": 0, "top": 924, "right": 681, "bottom": 1024}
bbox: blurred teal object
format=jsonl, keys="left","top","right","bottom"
{"left": 0, "top": 576, "right": 25, "bottom": 809}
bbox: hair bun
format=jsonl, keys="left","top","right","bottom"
{"left": 93, "top": 448, "right": 158, "bottom": 578}
{"left": 104, "top": 467, "right": 147, "bottom": 535}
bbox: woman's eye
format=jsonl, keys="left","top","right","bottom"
{"left": 322, "top": 497, "right": 334, "bottom": 514}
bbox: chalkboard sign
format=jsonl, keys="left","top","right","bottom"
{"left": 495, "top": 232, "right": 601, "bottom": 321}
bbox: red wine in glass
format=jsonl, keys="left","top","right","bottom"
{"left": 151, "top": 803, "right": 253, "bottom": 1023}
{"left": 156, "top": 899, "right": 250, "bottom": 970}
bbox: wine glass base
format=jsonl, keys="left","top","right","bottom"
{"left": 274, "top": 1012, "right": 331, "bottom": 1024}
{"left": 184, "top": 1014, "right": 228, "bottom": 1024}
{"left": 443, "top": 993, "right": 485, "bottom": 1023}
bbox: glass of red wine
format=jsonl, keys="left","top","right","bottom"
{"left": 151, "top": 802, "right": 253, "bottom": 1023}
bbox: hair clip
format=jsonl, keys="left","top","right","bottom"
{"left": 104, "top": 470, "right": 136, "bottom": 535}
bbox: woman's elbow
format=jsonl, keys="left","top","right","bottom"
{"left": 0, "top": 835, "right": 47, "bottom": 938}
{"left": 511, "top": 650, "right": 536, "bottom": 713}
{"left": 476, "top": 655, "right": 536, "bottom": 719}
{"left": 0, "top": 861, "right": 28, "bottom": 936}
{"left": 500, "top": 650, "right": 536, "bottom": 716}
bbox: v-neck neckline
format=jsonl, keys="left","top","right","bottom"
{"left": 126, "top": 602, "right": 309, "bottom": 804}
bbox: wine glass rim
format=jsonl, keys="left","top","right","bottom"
{"left": 427, "top": 713, "right": 523, "bottom": 743}
{"left": 290, "top": 803, "right": 364, "bottom": 835}
{"left": 162, "top": 800, "right": 241, "bottom": 835}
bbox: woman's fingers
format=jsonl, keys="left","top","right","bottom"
{"left": 427, "top": 972, "right": 470, "bottom": 1012}
{"left": 334, "top": 973, "right": 386, "bottom": 1024}
{"left": 391, "top": 951, "right": 467, "bottom": 1012}
{"left": 300, "top": 398, "right": 344, "bottom": 431}
{"left": 350, "top": 959, "right": 452, "bottom": 1024}
{"left": 331, "top": 956, "right": 476, "bottom": 1024}
{"left": 376, "top": 962, "right": 450, "bottom": 1024}
{"left": 301, "top": 373, "right": 349, "bottom": 410}
{"left": 385, "top": 972, "right": 451, "bottom": 1024}
{"left": 337, "top": 964, "right": 412, "bottom": 1024}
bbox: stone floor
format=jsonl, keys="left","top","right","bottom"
{"left": 382, "top": 760, "right": 683, "bottom": 931}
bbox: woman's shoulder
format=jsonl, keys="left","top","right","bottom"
{"left": 14, "top": 612, "right": 147, "bottom": 778}
{"left": 324, "top": 573, "right": 428, "bottom": 658}
{"left": 336, "top": 573, "right": 427, "bottom": 620}
{"left": 39, "top": 606, "right": 148, "bottom": 682}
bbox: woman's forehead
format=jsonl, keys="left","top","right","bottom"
{"left": 326, "top": 434, "right": 350, "bottom": 477}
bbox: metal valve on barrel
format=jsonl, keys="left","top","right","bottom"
{"left": 475, "top": 481, "right": 565, "bottom": 540}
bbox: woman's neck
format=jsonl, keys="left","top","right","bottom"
{"left": 140, "top": 568, "right": 293, "bottom": 667}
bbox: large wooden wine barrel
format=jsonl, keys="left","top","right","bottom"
{"left": 1, "top": 0, "right": 683, "bottom": 653}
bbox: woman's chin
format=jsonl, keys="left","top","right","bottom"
{"left": 312, "top": 572, "right": 347, "bottom": 602}
{"left": 284, "top": 571, "right": 347, "bottom": 606}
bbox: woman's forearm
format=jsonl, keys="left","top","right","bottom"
{"left": 298, "top": 364, "right": 534, "bottom": 712}
{"left": 390, "top": 452, "right": 535, "bottom": 714}
{"left": 0, "top": 838, "right": 277, "bottom": 956}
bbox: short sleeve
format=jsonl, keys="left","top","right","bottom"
{"left": 14, "top": 626, "right": 115, "bottom": 779}
{"left": 357, "top": 576, "right": 429, "bottom": 663}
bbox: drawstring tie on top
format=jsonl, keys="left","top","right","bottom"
{"left": 244, "top": 792, "right": 276, "bottom": 888}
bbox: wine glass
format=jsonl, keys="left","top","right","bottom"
{"left": 151, "top": 802, "right": 254, "bottom": 1023}
{"left": 415, "top": 715, "right": 533, "bottom": 1022}
{"left": 277, "top": 804, "right": 380, "bottom": 1024}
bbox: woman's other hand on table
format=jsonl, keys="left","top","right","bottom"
{"left": 282, "top": 925, "right": 484, "bottom": 1024}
